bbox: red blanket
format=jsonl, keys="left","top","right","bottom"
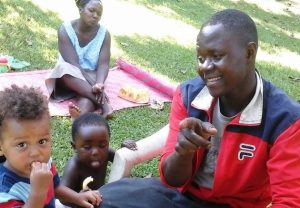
{"left": 0, "top": 59, "right": 176, "bottom": 116}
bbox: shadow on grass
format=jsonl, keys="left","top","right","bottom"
{"left": 131, "top": 0, "right": 300, "bottom": 56}
{"left": 115, "top": 34, "right": 197, "bottom": 83}
{"left": 257, "top": 61, "right": 300, "bottom": 100}
{"left": 0, "top": 0, "right": 62, "bottom": 69}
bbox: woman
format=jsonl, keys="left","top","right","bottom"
{"left": 45, "top": 0, "right": 113, "bottom": 119}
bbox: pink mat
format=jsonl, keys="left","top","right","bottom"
{"left": 0, "top": 60, "right": 176, "bottom": 116}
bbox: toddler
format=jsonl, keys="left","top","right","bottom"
{"left": 0, "top": 85, "right": 101, "bottom": 208}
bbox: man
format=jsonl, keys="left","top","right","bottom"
{"left": 98, "top": 9, "right": 300, "bottom": 208}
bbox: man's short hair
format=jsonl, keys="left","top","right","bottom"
{"left": 202, "top": 9, "right": 258, "bottom": 46}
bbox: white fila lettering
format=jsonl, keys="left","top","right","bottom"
{"left": 238, "top": 143, "right": 256, "bottom": 160}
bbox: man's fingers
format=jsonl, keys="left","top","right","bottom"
{"left": 179, "top": 117, "right": 198, "bottom": 129}
{"left": 201, "top": 122, "right": 217, "bottom": 138}
{"left": 175, "top": 118, "right": 216, "bottom": 155}
{"left": 179, "top": 117, "right": 217, "bottom": 139}
{"left": 175, "top": 134, "right": 199, "bottom": 155}
{"left": 181, "top": 128, "right": 211, "bottom": 147}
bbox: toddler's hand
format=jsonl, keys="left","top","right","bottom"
{"left": 30, "top": 162, "right": 52, "bottom": 194}
{"left": 77, "top": 190, "right": 102, "bottom": 208}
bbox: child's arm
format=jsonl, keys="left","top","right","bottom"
{"left": 61, "top": 157, "right": 81, "bottom": 192}
{"left": 55, "top": 185, "right": 102, "bottom": 208}
{"left": 23, "top": 162, "right": 52, "bottom": 208}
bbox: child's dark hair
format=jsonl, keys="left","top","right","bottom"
{"left": 72, "top": 112, "right": 110, "bottom": 142}
{"left": 0, "top": 84, "right": 49, "bottom": 127}
{"left": 75, "top": 0, "right": 102, "bottom": 8}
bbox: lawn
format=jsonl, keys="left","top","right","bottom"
{"left": 1, "top": 0, "right": 300, "bottom": 178}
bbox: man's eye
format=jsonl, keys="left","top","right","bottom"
{"left": 17, "top": 143, "right": 27, "bottom": 148}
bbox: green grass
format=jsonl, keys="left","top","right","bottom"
{"left": 1, "top": 0, "right": 300, "bottom": 177}
{"left": 0, "top": 0, "right": 60, "bottom": 69}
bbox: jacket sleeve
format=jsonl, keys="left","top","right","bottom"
{"left": 267, "top": 119, "right": 300, "bottom": 207}
{"left": 159, "top": 86, "right": 188, "bottom": 186}
{"left": 0, "top": 200, "right": 24, "bottom": 208}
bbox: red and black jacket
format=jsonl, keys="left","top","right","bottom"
{"left": 160, "top": 74, "right": 300, "bottom": 208}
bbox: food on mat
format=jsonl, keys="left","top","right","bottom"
{"left": 118, "top": 85, "right": 149, "bottom": 103}
{"left": 149, "top": 99, "right": 164, "bottom": 110}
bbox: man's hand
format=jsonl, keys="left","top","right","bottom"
{"left": 175, "top": 117, "right": 217, "bottom": 156}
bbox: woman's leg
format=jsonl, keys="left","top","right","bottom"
{"left": 58, "top": 74, "right": 100, "bottom": 116}
{"left": 80, "top": 69, "right": 114, "bottom": 119}
{"left": 60, "top": 74, "right": 98, "bottom": 105}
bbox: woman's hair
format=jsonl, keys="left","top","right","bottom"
{"left": 72, "top": 112, "right": 110, "bottom": 142}
{"left": 75, "top": 0, "right": 102, "bottom": 8}
{"left": 0, "top": 84, "right": 49, "bottom": 127}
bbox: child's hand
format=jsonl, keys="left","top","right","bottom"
{"left": 24, "top": 162, "right": 53, "bottom": 207}
{"left": 77, "top": 190, "right": 102, "bottom": 208}
{"left": 30, "top": 162, "right": 52, "bottom": 195}
{"left": 121, "top": 139, "right": 137, "bottom": 151}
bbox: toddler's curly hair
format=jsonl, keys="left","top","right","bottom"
{"left": 0, "top": 84, "right": 49, "bottom": 127}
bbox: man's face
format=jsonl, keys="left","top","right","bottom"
{"left": 0, "top": 114, "right": 52, "bottom": 178}
{"left": 196, "top": 23, "right": 252, "bottom": 99}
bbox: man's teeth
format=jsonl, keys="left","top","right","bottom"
{"left": 207, "top": 77, "right": 221, "bottom": 82}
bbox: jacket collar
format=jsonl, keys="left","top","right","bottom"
{"left": 191, "top": 72, "right": 263, "bottom": 125}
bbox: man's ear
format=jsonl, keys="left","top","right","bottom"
{"left": 246, "top": 42, "right": 257, "bottom": 62}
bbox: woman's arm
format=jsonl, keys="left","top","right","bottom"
{"left": 58, "top": 24, "right": 81, "bottom": 69}
{"left": 95, "top": 30, "right": 111, "bottom": 84}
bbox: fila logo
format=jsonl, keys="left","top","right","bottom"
{"left": 238, "top": 143, "right": 256, "bottom": 160}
